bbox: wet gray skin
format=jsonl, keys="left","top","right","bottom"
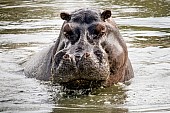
{"left": 24, "top": 9, "right": 134, "bottom": 90}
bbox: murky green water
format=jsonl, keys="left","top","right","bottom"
{"left": 0, "top": 0, "right": 170, "bottom": 113}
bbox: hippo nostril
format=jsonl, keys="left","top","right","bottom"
{"left": 63, "top": 54, "right": 70, "bottom": 59}
{"left": 84, "top": 52, "right": 90, "bottom": 58}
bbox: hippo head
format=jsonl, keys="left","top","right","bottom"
{"left": 52, "top": 9, "right": 113, "bottom": 90}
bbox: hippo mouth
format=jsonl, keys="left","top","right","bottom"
{"left": 60, "top": 79, "right": 105, "bottom": 90}
{"left": 52, "top": 47, "right": 110, "bottom": 90}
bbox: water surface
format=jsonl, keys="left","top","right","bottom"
{"left": 0, "top": 0, "right": 170, "bottom": 113}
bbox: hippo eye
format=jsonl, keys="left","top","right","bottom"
{"left": 95, "top": 24, "right": 106, "bottom": 37}
{"left": 63, "top": 31, "right": 73, "bottom": 39}
{"left": 63, "top": 24, "right": 74, "bottom": 39}
{"left": 64, "top": 31, "right": 78, "bottom": 44}
{"left": 88, "top": 23, "right": 106, "bottom": 40}
{"left": 63, "top": 24, "right": 80, "bottom": 44}
{"left": 93, "top": 31, "right": 105, "bottom": 39}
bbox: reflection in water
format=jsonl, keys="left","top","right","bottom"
{"left": 0, "top": 42, "right": 35, "bottom": 49}
{"left": 0, "top": 0, "right": 57, "bottom": 21}
{"left": 96, "top": 0, "right": 170, "bottom": 17}
{"left": 0, "top": 0, "right": 170, "bottom": 113}
{"left": 133, "top": 36, "right": 170, "bottom": 48}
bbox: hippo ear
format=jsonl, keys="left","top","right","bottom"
{"left": 101, "top": 10, "right": 111, "bottom": 21}
{"left": 60, "top": 12, "right": 71, "bottom": 21}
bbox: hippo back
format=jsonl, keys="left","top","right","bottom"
{"left": 24, "top": 45, "right": 54, "bottom": 81}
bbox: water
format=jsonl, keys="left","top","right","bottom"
{"left": 0, "top": 0, "right": 170, "bottom": 113}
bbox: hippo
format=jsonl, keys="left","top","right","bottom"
{"left": 24, "top": 8, "right": 134, "bottom": 90}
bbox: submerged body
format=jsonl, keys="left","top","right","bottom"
{"left": 24, "top": 8, "right": 134, "bottom": 90}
